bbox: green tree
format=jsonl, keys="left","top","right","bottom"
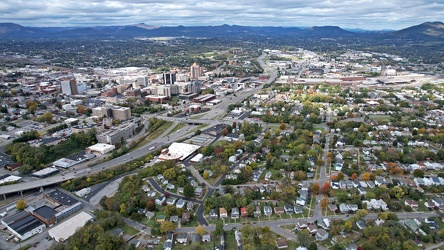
{"left": 214, "top": 220, "right": 224, "bottom": 238}
{"left": 308, "top": 242, "right": 318, "bottom": 250}
{"left": 183, "top": 184, "right": 194, "bottom": 198}
{"left": 413, "top": 169, "right": 424, "bottom": 178}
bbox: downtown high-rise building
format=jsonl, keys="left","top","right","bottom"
{"left": 190, "top": 62, "right": 201, "bottom": 80}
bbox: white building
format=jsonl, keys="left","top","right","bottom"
{"left": 48, "top": 212, "right": 93, "bottom": 242}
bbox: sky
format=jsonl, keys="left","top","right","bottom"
{"left": 0, "top": 0, "right": 443, "bottom": 30}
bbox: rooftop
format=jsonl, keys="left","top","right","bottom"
{"left": 46, "top": 190, "right": 79, "bottom": 207}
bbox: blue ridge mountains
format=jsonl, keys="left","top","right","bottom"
{"left": 0, "top": 21, "right": 442, "bottom": 40}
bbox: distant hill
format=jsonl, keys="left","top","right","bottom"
{"left": 0, "top": 21, "right": 442, "bottom": 40}
{"left": 392, "top": 21, "right": 444, "bottom": 39}
{"left": 301, "top": 26, "right": 353, "bottom": 38}
{"left": 0, "top": 22, "right": 47, "bottom": 39}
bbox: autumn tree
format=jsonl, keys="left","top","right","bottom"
{"left": 321, "top": 182, "right": 332, "bottom": 196}
{"left": 362, "top": 172, "right": 371, "bottom": 181}
{"left": 311, "top": 182, "right": 320, "bottom": 194}
{"left": 355, "top": 209, "right": 368, "bottom": 220}
{"left": 330, "top": 174, "right": 338, "bottom": 181}
{"left": 160, "top": 221, "right": 176, "bottom": 233}
{"left": 350, "top": 173, "right": 358, "bottom": 180}
{"left": 77, "top": 104, "right": 85, "bottom": 114}
{"left": 195, "top": 225, "right": 208, "bottom": 236}
{"left": 146, "top": 200, "right": 155, "bottom": 211}
{"left": 16, "top": 199, "right": 27, "bottom": 210}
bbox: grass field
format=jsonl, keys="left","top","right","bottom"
{"left": 167, "top": 122, "right": 187, "bottom": 136}
{"left": 145, "top": 121, "right": 174, "bottom": 142}
{"left": 190, "top": 113, "right": 208, "bottom": 119}
{"left": 120, "top": 224, "right": 139, "bottom": 235}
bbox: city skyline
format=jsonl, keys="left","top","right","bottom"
{"left": 0, "top": 0, "right": 442, "bottom": 30}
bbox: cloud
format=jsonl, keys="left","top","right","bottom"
{"left": 0, "top": 0, "right": 442, "bottom": 29}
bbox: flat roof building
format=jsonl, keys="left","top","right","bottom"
{"left": 86, "top": 143, "right": 115, "bottom": 155}
{"left": 1, "top": 211, "right": 45, "bottom": 241}
{"left": 48, "top": 212, "right": 93, "bottom": 242}
{"left": 158, "top": 142, "right": 201, "bottom": 162}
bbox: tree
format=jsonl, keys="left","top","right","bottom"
{"left": 164, "top": 205, "right": 176, "bottom": 216}
{"left": 356, "top": 209, "right": 368, "bottom": 220}
{"left": 160, "top": 221, "right": 176, "bottom": 233}
{"left": 413, "top": 169, "right": 424, "bottom": 178}
{"left": 320, "top": 197, "right": 329, "bottom": 210}
{"left": 439, "top": 229, "right": 444, "bottom": 239}
{"left": 183, "top": 184, "right": 194, "bottom": 198}
{"left": 296, "top": 230, "right": 312, "bottom": 247}
{"left": 195, "top": 225, "right": 208, "bottom": 236}
{"left": 350, "top": 173, "right": 358, "bottom": 180}
{"left": 321, "top": 182, "right": 332, "bottom": 195}
{"left": 222, "top": 128, "right": 229, "bottom": 136}
{"left": 146, "top": 200, "right": 155, "bottom": 211}
{"left": 308, "top": 242, "right": 318, "bottom": 250}
{"left": 337, "top": 172, "right": 345, "bottom": 181}
{"left": 344, "top": 220, "right": 352, "bottom": 232}
{"left": 311, "top": 182, "right": 320, "bottom": 194}
{"left": 77, "top": 104, "right": 85, "bottom": 114}
{"left": 390, "top": 186, "right": 405, "bottom": 200}
{"left": 16, "top": 199, "right": 27, "bottom": 210}
{"left": 203, "top": 170, "right": 210, "bottom": 179}
{"left": 363, "top": 172, "right": 371, "bottom": 181}
{"left": 214, "top": 220, "right": 224, "bottom": 238}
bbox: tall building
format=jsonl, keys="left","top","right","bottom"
{"left": 188, "top": 81, "right": 201, "bottom": 94}
{"left": 92, "top": 106, "right": 131, "bottom": 121}
{"left": 190, "top": 62, "right": 201, "bottom": 80}
{"left": 163, "top": 73, "right": 176, "bottom": 85}
{"left": 60, "top": 79, "right": 78, "bottom": 95}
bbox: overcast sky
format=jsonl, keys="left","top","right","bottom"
{"left": 0, "top": 0, "right": 442, "bottom": 30}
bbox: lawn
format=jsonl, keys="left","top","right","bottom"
{"left": 185, "top": 123, "right": 210, "bottom": 136}
{"left": 120, "top": 224, "right": 139, "bottom": 236}
{"left": 225, "top": 230, "right": 238, "bottom": 250}
{"left": 145, "top": 121, "right": 174, "bottom": 142}
{"left": 190, "top": 113, "right": 207, "bottom": 119}
{"left": 369, "top": 115, "right": 391, "bottom": 122}
{"left": 167, "top": 122, "right": 187, "bottom": 136}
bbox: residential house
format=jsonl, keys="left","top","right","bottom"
{"left": 276, "top": 238, "right": 288, "bottom": 249}
{"left": 345, "top": 180, "right": 354, "bottom": 189}
{"left": 191, "top": 234, "right": 201, "bottom": 244}
{"left": 358, "top": 187, "right": 367, "bottom": 196}
{"left": 182, "top": 213, "right": 191, "bottom": 223}
{"left": 366, "top": 181, "right": 375, "bottom": 188}
{"left": 231, "top": 208, "right": 240, "bottom": 219}
{"left": 308, "top": 224, "right": 318, "bottom": 235}
{"left": 352, "top": 180, "right": 360, "bottom": 188}
{"left": 170, "top": 215, "right": 179, "bottom": 223}
{"left": 112, "top": 228, "right": 124, "bottom": 237}
{"left": 297, "top": 220, "right": 308, "bottom": 229}
{"left": 356, "top": 220, "right": 366, "bottom": 230}
{"left": 128, "top": 239, "right": 141, "bottom": 248}
{"left": 254, "top": 206, "right": 261, "bottom": 218}
{"left": 195, "top": 187, "right": 203, "bottom": 196}
{"left": 339, "top": 203, "right": 349, "bottom": 213}
{"left": 274, "top": 207, "right": 284, "bottom": 215}
{"left": 317, "top": 218, "right": 331, "bottom": 230}
{"left": 339, "top": 180, "right": 346, "bottom": 190}
{"left": 293, "top": 206, "right": 303, "bottom": 214}
{"left": 176, "top": 233, "right": 188, "bottom": 244}
{"left": 155, "top": 195, "right": 165, "bottom": 205}
{"left": 264, "top": 206, "right": 272, "bottom": 216}
{"left": 166, "top": 183, "right": 175, "bottom": 190}
{"left": 405, "top": 200, "right": 419, "bottom": 210}
{"left": 156, "top": 215, "right": 166, "bottom": 223}
{"left": 220, "top": 208, "right": 228, "bottom": 219}
{"left": 147, "top": 190, "right": 156, "bottom": 198}
{"left": 241, "top": 207, "right": 248, "bottom": 217}
{"left": 176, "top": 199, "right": 186, "bottom": 209}
{"left": 202, "top": 234, "right": 211, "bottom": 243}
{"left": 210, "top": 209, "right": 219, "bottom": 220}
{"left": 166, "top": 198, "right": 176, "bottom": 206}
{"left": 346, "top": 242, "right": 358, "bottom": 250}
{"left": 316, "top": 229, "right": 329, "bottom": 241}
{"left": 187, "top": 201, "right": 194, "bottom": 211}
{"left": 284, "top": 204, "right": 293, "bottom": 214}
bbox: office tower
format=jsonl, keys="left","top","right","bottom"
{"left": 190, "top": 62, "right": 201, "bottom": 80}
{"left": 60, "top": 79, "right": 78, "bottom": 95}
{"left": 163, "top": 72, "right": 176, "bottom": 85}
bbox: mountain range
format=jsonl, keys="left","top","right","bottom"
{"left": 0, "top": 21, "right": 442, "bottom": 40}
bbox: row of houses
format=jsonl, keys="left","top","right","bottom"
{"left": 209, "top": 204, "right": 304, "bottom": 220}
